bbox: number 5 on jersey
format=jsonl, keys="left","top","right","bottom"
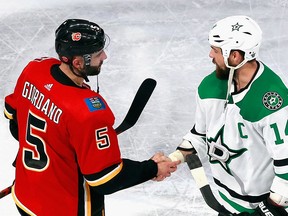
{"left": 24, "top": 111, "right": 49, "bottom": 171}
{"left": 96, "top": 127, "right": 110, "bottom": 149}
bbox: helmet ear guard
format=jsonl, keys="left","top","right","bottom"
{"left": 209, "top": 15, "right": 262, "bottom": 69}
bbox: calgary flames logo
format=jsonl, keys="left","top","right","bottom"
{"left": 71, "top": 32, "right": 81, "bottom": 41}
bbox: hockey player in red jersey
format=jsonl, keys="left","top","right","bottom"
{"left": 4, "top": 19, "right": 180, "bottom": 216}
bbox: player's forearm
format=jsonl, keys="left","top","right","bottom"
{"left": 92, "top": 159, "right": 157, "bottom": 194}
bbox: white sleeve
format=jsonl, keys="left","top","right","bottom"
{"left": 180, "top": 91, "right": 208, "bottom": 162}
{"left": 262, "top": 107, "right": 288, "bottom": 200}
{"left": 270, "top": 176, "right": 288, "bottom": 206}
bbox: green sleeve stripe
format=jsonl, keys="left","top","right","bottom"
{"left": 219, "top": 191, "right": 254, "bottom": 213}
{"left": 275, "top": 173, "right": 288, "bottom": 180}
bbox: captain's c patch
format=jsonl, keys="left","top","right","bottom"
{"left": 85, "top": 97, "right": 106, "bottom": 112}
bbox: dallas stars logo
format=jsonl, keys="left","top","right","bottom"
{"left": 207, "top": 126, "right": 247, "bottom": 175}
{"left": 262, "top": 92, "right": 283, "bottom": 110}
{"left": 231, "top": 22, "right": 243, "bottom": 31}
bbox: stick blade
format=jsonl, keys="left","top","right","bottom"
{"left": 115, "top": 78, "right": 156, "bottom": 134}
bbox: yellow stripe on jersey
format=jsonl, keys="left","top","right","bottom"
{"left": 86, "top": 162, "right": 123, "bottom": 187}
{"left": 4, "top": 108, "right": 13, "bottom": 120}
{"left": 85, "top": 182, "right": 91, "bottom": 216}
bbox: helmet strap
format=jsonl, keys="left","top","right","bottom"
{"left": 223, "top": 57, "right": 248, "bottom": 110}
{"left": 224, "top": 67, "right": 235, "bottom": 109}
{"left": 69, "top": 54, "right": 92, "bottom": 82}
{"left": 68, "top": 64, "right": 90, "bottom": 83}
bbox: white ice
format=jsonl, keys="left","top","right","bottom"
{"left": 0, "top": 0, "right": 287, "bottom": 215}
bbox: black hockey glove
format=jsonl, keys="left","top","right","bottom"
{"left": 219, "top": 199, "right": 288, "bottom": 216}
{"left": 250, "top": 199, "right": 288, "bottom": 216}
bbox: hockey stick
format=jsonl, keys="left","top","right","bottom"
{"left": 0, "top": 78, "right": 157, "bottom": 199}
{"left": 115, "top": 78, "right": 157, "bottom": 134}
{"left": 0, "top": 186, "right": 11, "bottom": 199}
{"left": 186, "top": 154, "right": 233, "bottom": 215}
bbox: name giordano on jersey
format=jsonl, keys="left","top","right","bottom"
{"left": 21, "top": 81, "right": 63, "bottom": 124}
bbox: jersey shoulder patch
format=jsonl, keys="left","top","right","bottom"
{"left": 237, "top": 64, "right": 288, "bottom": 122}
{"left": 84, "top": 96, "right": 106, "bottom": 112}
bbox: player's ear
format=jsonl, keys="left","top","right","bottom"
{"left": 71, "top": 56, "right": 84, "bottom": 70}
{"left": 229, "top": 50, "right": 244, "bottom": 66}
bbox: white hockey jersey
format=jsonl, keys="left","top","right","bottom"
{"left": 182, "top": 62, "right": 288, "bottom": 213}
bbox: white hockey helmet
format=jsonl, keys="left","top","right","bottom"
{"left": 209, "top": 15, "right": 262, "bottom": 68}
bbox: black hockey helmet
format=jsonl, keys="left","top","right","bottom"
{"left": 55, "top": 19, "right": 106, "bottom": 63}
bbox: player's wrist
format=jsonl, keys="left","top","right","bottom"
{"left": 169, "top": 139, "right": 196, "bottom": 163}
{"left": 269, "top": 191, "right": 288, "bottom": 207}
{"left": 168, "top": 150, "right": 185, "bottom": 163}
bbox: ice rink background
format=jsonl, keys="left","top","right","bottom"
{"left": 0, "top": 0, "right": 287, "bottom": 215}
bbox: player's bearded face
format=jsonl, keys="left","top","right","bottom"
{"left": 210, "top": 46, "right": 230, "bottom": 80}
{"left": 215, "top": 62, "right": 230, "bottom": 80}
{"left": 85, "top": 50, "right": 106, "bottom": 76}
{"left": 85, "top": 61, "right": 103, "bottom": 76}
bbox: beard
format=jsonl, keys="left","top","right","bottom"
{"left": 85, "top": 61, "right": 103, "bottom": 76}
{"left": 212, "top": 58, "right": 230, "bottom": 80}
{"left": 215, "top": 65, "right": 230, "bottom": 80}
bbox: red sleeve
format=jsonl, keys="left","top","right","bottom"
{"left": 67, "top": 94, "right": 122, "bottom": 176}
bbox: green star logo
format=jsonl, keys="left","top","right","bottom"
{"left": 262, "top": 92, "right": 283, "bottom": 110}
{"left": 207, "top": 126, "right": 247, "bottom": 175}
{"left": 231, "top": 22, "right": 243, "bottom": 31}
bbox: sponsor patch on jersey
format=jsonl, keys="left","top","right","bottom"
{"left": 85, "top": 97, "right": 106, "bottom": 112}
{"left": 262, "top": 92, "right": 283, "bottom": 110}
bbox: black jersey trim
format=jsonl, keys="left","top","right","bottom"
{"left": 214, "top": 178, "right": 269, "bottom": 203}
{"left": 50, "top": 64, "right": 86, "bottom": 89}
{"left": 274, "top": 158, "right": 288, "bottom": 167}
{"left": 190, "top": 125, "right": 206, "bottom": 137}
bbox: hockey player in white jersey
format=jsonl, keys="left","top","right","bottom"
{"left": 168, "top": 15, "right": 288, "bottom": 215}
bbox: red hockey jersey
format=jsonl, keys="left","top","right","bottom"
{"left": 5, "top": 57, "right": 122, "bottom": 215}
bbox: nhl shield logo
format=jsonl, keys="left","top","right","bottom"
{"left": 262, "top": 92, "right": 283, "bottom": 110}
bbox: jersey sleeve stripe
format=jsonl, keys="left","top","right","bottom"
{"left": 85, "top": 162, "right": 123, "bottom": 187}
{"left": 12, "top": 185, "right": 37, "bottom": 216}
{"left": 274, "top": 158, "right": 288, "bottom": 167}
{"left": 4, "top": 108, "right": 13, "bottom": 120}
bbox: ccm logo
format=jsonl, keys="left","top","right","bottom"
{"left": 72, "top": 32, "right": 81, "bottom": 41}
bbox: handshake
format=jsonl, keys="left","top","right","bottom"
{"left": 150, "top": 152, "right": 181, "bottom": 181}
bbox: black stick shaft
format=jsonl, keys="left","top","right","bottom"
{"left": 115, "top": 78, "right": 156, "bottom": 134}
{"left": 186, "top": 154, "right": 232, "bottom": 215}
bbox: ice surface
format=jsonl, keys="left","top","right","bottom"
{"left": 0, "top": 0, "right": 287, "bottom": 215}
